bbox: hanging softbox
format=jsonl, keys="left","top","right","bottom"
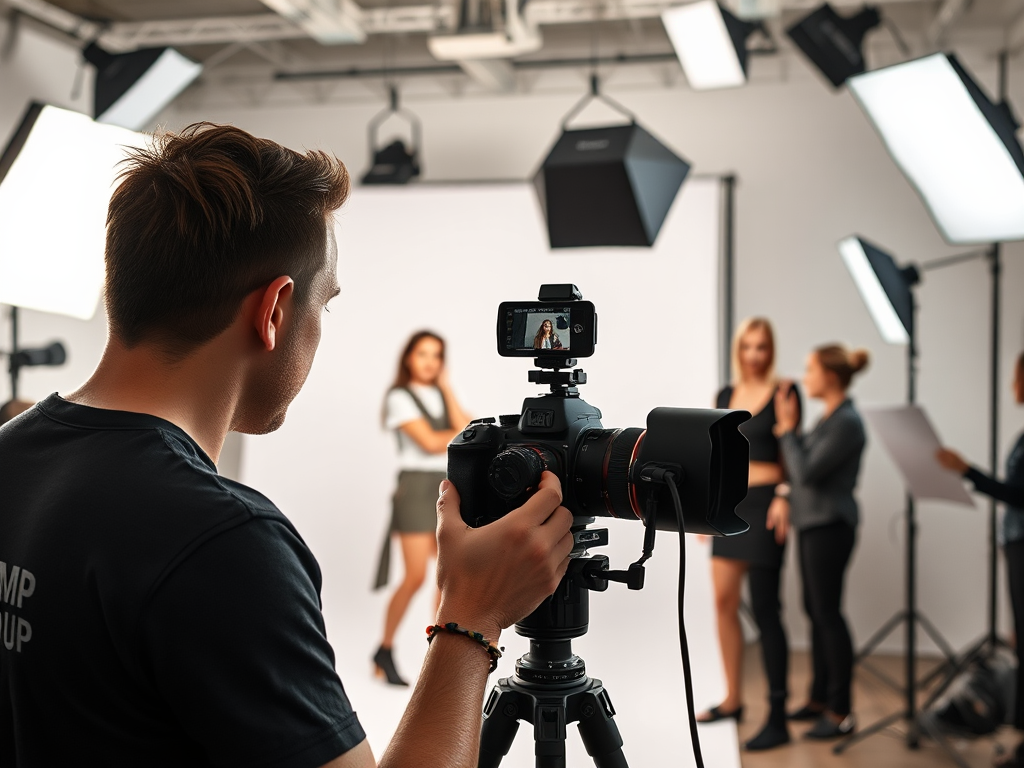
{"left": 533, "top": 123, "right": 691, "bottom": 248}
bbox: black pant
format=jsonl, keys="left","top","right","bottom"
{"left": 748, "top": 565, "right": 789, "bottom": 705}
{"left": 799, "top": 521, "right": 856, "bottom": 716}
{"left": 1006, "top": 539, "right": 1024, "bottom": 730}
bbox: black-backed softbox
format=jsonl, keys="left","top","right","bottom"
{"left": 533, "top": 123, "right": 691, "bottom": 248}
{"left": 786, "top": 4, "right": 881, "bottom": 89}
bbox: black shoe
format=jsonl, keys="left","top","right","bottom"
{"left": 804, "top": 713, "right": 855, "bottom": 740}
{"left": 373, "top": 646, "right": 409, "bottom": 687}
{"left": 696, "top": 704, "right": 744, "bottom": 724}
{"left": 744, "top": 722, "right": 791, "bottom": 751}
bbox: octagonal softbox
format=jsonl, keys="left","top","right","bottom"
{"left": 533, "top": 123, "right": 691, "bottom": 248}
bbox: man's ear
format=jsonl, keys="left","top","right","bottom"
{"left": 255, "top": 276, "right": 294, "bottom": 352}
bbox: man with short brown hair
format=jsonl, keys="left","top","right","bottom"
{"left": 0, "top": 123, "right": 573, "bottom": 767}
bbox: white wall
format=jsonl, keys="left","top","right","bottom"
{"left": 4, "top": 13, "right": 1024, "bottom": 666}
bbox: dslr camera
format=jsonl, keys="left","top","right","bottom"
{"left": 447, "top": 283, "right": 750, "bottom": 537}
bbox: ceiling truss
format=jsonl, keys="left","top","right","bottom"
{"left": 5, "top": 0, "right": 928, "bottom": 52}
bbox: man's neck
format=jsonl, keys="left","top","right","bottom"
{"left": 65, "top": 339, "right": 243, "bottom": 465}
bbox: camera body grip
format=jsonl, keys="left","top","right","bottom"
{"left": 447, "top": 423, "right": 509, "bottom": 527}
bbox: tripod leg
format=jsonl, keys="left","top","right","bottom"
{"left": 576, "top": 689, "right": 628, "bottom": 768}
{"left": 855, "top": 610, "right": 907, "bottom": 662}
{"left": 917, "top": 612, "right": 960, "bottom": 664}
{"left": 479, "top": 686, "right": 523, "bottom": 768}
{"left": 534, "top": 704, "right": 568, "bottom": 768}
{"left": 832, "top": 710, "right": 905, "bottom": 755}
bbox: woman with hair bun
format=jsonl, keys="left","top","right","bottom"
{"left": 774, "top": 343, "right": 870, "bottom": 740}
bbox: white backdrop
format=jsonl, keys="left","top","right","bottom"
{"left": 239, "top": 179, "right": 740, "bottom": 766}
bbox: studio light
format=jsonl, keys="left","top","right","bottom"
{"left": 0, "top": 102, "right": 143, "bottom": 320}
{"left": 1, "top": 329, "right": 67, "bottom": 401}
{"left": 10, "top": 341, "right": 66, "bottom": 368}
{"left": 533, "top": 77, "right": 690, "bottom": 248}
{"left": 84, "top": 42, "right": 202, "bottom": 131}
{"left": 837, "top": 235, "right": 918, "bottom": 345}
{"left": 786, "top": 3, "right": 880, "bottom": 88}
{"left": 661, "top": 1, "right": 766, "bottom": 90}
{"left": 848, "top": 53, "right": 1024, "bottom": 244}
{"left": 361, "top": 88, "right": 422, "bottom": 185}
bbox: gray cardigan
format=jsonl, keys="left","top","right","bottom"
{"left": 779, "top": 399, "right": 867, "bottom": 531}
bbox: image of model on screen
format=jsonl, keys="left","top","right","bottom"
{"left": 533, "top": 318, "right": 563, "bottom": 350}
{"left": 373, "top": 330, "right": 471, "bottom": 686}
{"left": 699, "top": 317, "right": 801, "bottom": 752}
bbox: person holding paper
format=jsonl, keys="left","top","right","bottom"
{"left": 775, "top": 344, "right": 870, "bottom": 740}
{"left": 937, "top": 351, "right": 1024, "bottom": 768}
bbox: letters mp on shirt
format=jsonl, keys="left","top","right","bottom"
{"left": 0, "top": 560, "right": 35, "bottom": 652}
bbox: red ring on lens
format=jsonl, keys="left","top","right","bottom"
{"left": 628, "top": 430, "right": 646, "bottom": 520}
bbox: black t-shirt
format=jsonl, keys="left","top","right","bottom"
{"left": 0, "top": 395, "right": 365, "bottom": 767}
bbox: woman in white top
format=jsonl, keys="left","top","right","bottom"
{"left": 373, "top": 331, "right": 470, "bottom": 686}
{"left": 533, "top": 318, "right": 563, "bottom": 350}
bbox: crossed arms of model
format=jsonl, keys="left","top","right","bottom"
{"left": 328, "top": 472, "right": 573, "bottom": 768}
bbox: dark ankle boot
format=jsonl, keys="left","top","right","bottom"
{"left": 746, "top": 695, "right": 791, "bottom": 751}
{"left": 745, "top": 721, "right": 790, "bottom": 751}
{"left": 373, "top": 646, "right": 409, "bottom": 687}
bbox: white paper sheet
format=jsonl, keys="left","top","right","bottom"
{"left": 862, "top": 405, "right": 976, "bottom": 507}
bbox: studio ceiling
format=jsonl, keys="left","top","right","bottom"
{"left": 4, "top": 0, "right": 1022, "bottom": 93}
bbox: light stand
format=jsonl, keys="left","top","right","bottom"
{"left": 834, "top": 237, "right": 998, "bottom": 767}
{"left": 909, "top": 244, "right": 1011, "bottom": 735}
{"left": 2, "top": 305, "right": 67, "bottom": 403}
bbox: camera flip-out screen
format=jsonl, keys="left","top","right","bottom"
{"left": 497, "top": 301, "right": 597, "bottom": 358}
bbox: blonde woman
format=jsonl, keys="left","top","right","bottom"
{"left": 699, "top": 318, "right": 801, "bottom": 751}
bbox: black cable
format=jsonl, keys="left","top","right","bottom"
{"left": 665, "top": 475, "right": 705, "bottom": 768}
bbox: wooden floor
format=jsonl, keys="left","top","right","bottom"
{"left": 735, "top": 644, "right": 1018, "bottom": 768}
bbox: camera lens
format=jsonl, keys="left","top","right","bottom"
{"left": 572, "top": 428, "right": 646, "bottom": 520}
{"left": 488, "top": 446, "right": 549, "bottom": 500}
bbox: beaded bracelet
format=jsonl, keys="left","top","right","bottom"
{"left": 426, "top": 622, "right": 504, "bottom": 672}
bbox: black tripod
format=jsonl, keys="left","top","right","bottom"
{"left": 834, "top": 280, "right": 963, "bottom": 762}
{"left": 837, "top": 244, "right": 1005, "bottom": 766}
{"left": 477, "top": 551, "right": 637, "bottom": 768}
